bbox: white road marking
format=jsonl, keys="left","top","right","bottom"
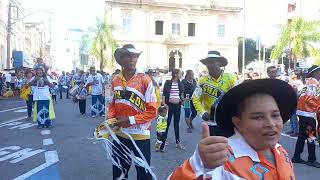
{"left": 45, "top": 150, "right": 59, "bottom": 163}
{"left": 43, "top": 138, "right": 53, "bottom": 146}
{"left": 0, "top": 106, "right": 27, "bottom": 113}
{"left": 0, "top": 122, "right": 23, "bottom": 128}
{"left": 13, "top": 150, "right": 59, "bottom": 180}
{"left": 14, "top": 109, "right": 28, "bottom": 113}
{"left": 0, "top": 116, "right": 27, "bottom": 126}
{"left": 0, "top": 146, "right": 21, "bottom": 156}
{"left": 8, "top": 122, "right": 36, "bottom": 130}
{"left": 0, "top": 148, "right": 45, "bottom": 163}
{"left": 41, "top": 130, "right": 51, "bottom": 135}
{"left": 281, "top": 133, "right": 298, "bottom": 140}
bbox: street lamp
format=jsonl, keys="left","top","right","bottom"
{"left": 6, "top": 3, "right": 53, "bottom": 69}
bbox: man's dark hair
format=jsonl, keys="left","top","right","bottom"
{"left": 267, "top": 66, "right": 277, "bottom": 73}
{"left": 185, "top": 70, "right": 193, "bottom": 79}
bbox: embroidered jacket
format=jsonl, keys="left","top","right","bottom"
{"left": 108, "top": 70, "right": 157, "bottom": 140}
{"left": 297, "top": 77, "right": 320, "bottom": 118}
{"left": 169, "top": 131, "right": 295, "bottom": 180}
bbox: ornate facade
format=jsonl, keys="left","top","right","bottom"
{"left": 105, "top": 0, "right": 242, "bottom": 73}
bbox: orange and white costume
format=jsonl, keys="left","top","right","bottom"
{"left": 297, "top": 77, "right": 320, "bottom": 118}
{"left": 169, "top": 131, "right": 295, "bottom": 180}
{"left": 107, "top": 71, "right": 157, "bottom": 140}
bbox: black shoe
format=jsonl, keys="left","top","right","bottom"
{"left": 291, "top": 157, "right": 306, "bottom": 164}
{"left": 306, "top": 161, "right": 320, "bottom": 168}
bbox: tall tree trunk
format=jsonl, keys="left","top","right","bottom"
{"left": 99, "top": 43, "right": 104, "bottom": 71}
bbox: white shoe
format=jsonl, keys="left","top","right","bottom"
{"left": 92, "top": 115, "right": 96, "bottom": 118}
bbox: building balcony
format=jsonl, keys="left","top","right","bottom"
{"left": 208, "top": 0, "right": 242, "bottom": 9}
{"left": 164, "top": 33, "right": 188, "bottom": 45}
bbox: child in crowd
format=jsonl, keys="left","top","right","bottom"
{"left": 76, "top": 81, "right": 88, "bottom": 115}
{"left": 155, "top": 106, "right": 168, "bottom": 152}
{"left": 50, "top": 82, "right": 59, "bottom": 103}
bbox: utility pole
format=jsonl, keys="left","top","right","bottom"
{"left": 263, "top": 46, "right": 266, "bottom": 72}
{"left": 6, "top": 3, "right": 12, "bottom": 69}
{"left": 242, "top": 0, "right": 246, "bottom": 79}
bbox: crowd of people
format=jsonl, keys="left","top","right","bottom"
{"left": 1, "top": 43, "right": 320, "bottom": 179}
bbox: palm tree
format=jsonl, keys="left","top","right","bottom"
{"left": 90, "top": 18, "right": 118, "bottom": 71}
{"left": 271, "top": 17, "right": 320, "bottom": 69}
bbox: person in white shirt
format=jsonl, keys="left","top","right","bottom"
{"left": 86, "top": 66, "right": 105, "bottom": 118}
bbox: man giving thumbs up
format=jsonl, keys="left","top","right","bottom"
{"left": 169, "top": 79, "right": 297, "bottom": 180}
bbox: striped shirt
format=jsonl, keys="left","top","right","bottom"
{"left": 169, "top": 83, "right": 180, "bottom": 99}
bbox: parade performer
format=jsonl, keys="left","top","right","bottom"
{"left": 76, "top": 81, "right": 88, "bottom": 115}
{"left": 192, "top": 50, "right": 236, "bottom": 136}
{"left": 104, "top": 44, "right": 157, "bottom": 180}
{"left": 29, "top": 67, "right": 55, "bottom": 128}
{"left": 169, "top": 79, "right": 297, "bottom": 179}
{"left": 20, "top": 70, "right": 34, "bottom": 120}
{"left": 58, "top": 71, "right": 68, "bottom": 99}
{"left": 292, "top": 65, "right": 320, "bottom": 168}
{"left": 86, "top": 66, "right": 105, "bottom": 118}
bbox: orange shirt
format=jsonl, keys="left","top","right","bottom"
{"left": 169, "top": 132, "right": 295, "bottom": 180}
{"left": 297, "top": 77, "right": 320, "bottom": 117}
{"left": 108, "top": 71, "right": 157, "bottom": 140}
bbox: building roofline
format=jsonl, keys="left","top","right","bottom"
{"left": 105, "top": 1, "right": 242, "bottom": 12}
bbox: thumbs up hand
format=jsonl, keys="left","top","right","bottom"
{"left": 198, "top": 122, "right": 229, "bottom": 169}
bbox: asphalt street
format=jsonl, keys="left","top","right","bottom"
{"left": 0, "top": 96, "right": 320, "bottom": 180}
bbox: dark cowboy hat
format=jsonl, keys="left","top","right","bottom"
{"left": 215, "top": 79, "right": 297, "bottom": 137}
{"left": 307, "top": 65, "right": 320, "bottom": 78}
{"left": 200, "top": 50, "right": 228, "bottom": 67}
{"left": 114, "top": 44, "right": 142, "bottom": 63}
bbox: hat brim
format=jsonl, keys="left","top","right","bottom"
{"left": 307, "top": 66, "right": 320, "bottom": 78}
{"left": 200, "top": 57, "right": 228, "bottom": 67}
{"left": 215, "top": 79, "right": 297, "bottom": 137}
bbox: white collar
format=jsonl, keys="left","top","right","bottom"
{"left": 228, "top": 130, "right": 282, "bottom": 162}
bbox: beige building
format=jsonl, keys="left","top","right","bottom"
{"left": 25, "top": 22, "right": 46, "bottom": 58}
{"left": 0, "top": 0, "right": 25, "bottom": 70}
{"left": 105, "top": 0, "right": 242, "bottom": 73}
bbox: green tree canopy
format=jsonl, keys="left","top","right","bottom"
{"left": 271, "top": 17, "right": 320, "bottom": 68}
{"left": 89, "top": 18, "right": 118, "bottom": 71}
{"left": 238, "top": 37, "right": 272, "bottom": 73}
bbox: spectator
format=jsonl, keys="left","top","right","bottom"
{"left": 181, "top": 70, "right": 197, "bottom": 133}
{"left": 267, "top": 66, "right": 277, "bottom": 79}
{"left": 163, "top": 69, "right": 185, "bottom": 150}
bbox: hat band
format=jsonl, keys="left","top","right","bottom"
{"left": 127, "top": 48, "right": 139, "bottom": 53}
{"left": 207, "top": 54, "right": 221, "bottom": 58}
{"left": 309, "top": 67, "right": 320, "bottom": 74}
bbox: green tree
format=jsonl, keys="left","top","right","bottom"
{"left": 80, "top": 33, "right": 90, "bottom": 54}
{"left": 238, "top": 37, "right": 273, "bottom": 73}
{"left": 90, "top": 18, "right": 118, "bottom": 71}
{"left": 271, "top": 17, "right": 320, "bottom": 68}
{"left": 311, "top": 48, "right": 320, "bottom": 66}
